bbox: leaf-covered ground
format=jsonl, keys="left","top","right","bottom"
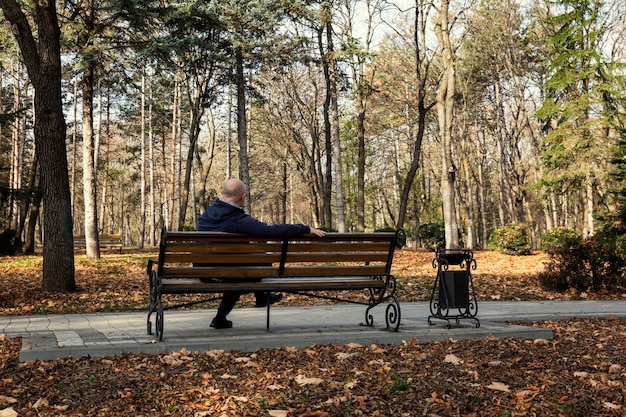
{"left": 1, "top": 250, "right": 626, "bottom": 416}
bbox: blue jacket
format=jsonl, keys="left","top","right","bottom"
{"left": 198, "top": 199, "right": 311, "bottom": 238}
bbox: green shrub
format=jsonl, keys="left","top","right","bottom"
{"left": 540, "top": 227, "right": 581, "bottom": 252}
{"left": 417, "top": 221, "right": 444, "bottom": 250}
{"left": 487, "top": 224, "right": 531, "bottom": 255}
{"left": 0, "top": 229, "right": 22, "bottom": 255}
{"left": 538, "top": 235, "right": 626, "bottom": 292}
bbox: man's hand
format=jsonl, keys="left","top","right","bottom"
{"left": 309, "top": 227, "right": 326, "bottom": 237}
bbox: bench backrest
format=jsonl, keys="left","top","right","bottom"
{"left": 74, "top": 234, "right": 122, "bottom": 247}
{"left": 157, "top": 227, "right": 402, "bottom": 281}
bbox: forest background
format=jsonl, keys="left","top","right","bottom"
{"left": 1, "top": 0, "right": 626, "bottom": 290}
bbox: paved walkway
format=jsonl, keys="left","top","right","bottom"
{"left": 1, "top": 300, "right": 625, "bottom": 361}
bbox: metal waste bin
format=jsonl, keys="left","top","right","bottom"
{"left": 428, "top": 248, "right": 480, "bottom": 328}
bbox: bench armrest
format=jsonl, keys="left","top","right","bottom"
{"left": 147, "top": 258, "right": 158, "bottom": 275}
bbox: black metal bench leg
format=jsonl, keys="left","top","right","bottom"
{"left": 266, "top": 303, "right": 270, "bottom": 330}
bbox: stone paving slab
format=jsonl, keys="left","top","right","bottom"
{"left": 2, "top": 300, "right": 625, "bottom": 361}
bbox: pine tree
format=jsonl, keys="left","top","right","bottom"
{"left": 535, "top": 0, "right": 615, "bottom": 236}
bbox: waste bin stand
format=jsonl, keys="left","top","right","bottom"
{"left": 428, "top": 248, "right": 480, "bottom": 328}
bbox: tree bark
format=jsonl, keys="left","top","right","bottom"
{"left": 22, "top": 154, "right": 41, "bottom": 255}
{"left": 1, "top": 0, "right": 76, "bottom": 291}
{"left": 326, "top": 18, "right": 346, "bottom": 232}
{"left": 81, "top": 41, "right": 100, "bottom": 258}
{"left": 235, "top": 46, "right": 251, "bottom": 213}
{"left": 435, "top": 0, "right": 460, "bottom": 249}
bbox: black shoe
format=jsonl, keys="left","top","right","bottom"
{"left": 255, "top": 293, "right": 283, "bottom": 308}
{"left": 210, "top": 317, "right": 233, "bottom": 329}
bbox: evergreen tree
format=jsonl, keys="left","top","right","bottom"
{"left": 535, "top": 0, "right": 614, "bottom": 236}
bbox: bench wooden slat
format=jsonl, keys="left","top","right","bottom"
{"left": 74, "top": 234, "right": 123, "bottom": 253}
{"left": 166, "top": 241, "right": 283, "bottom": 253}
{"left": 160, "top": 276, "right": 386, "bottom": 293}
{"left": 163, "top": 253, "right": 282, "bottom": 264}
{"left": 285, "top": 242, "right": 392, "bottom": 252}
{"left": 281, "top": 265, "right": 388, "bottom": 277}
{"left": 161, "top": 266, "right": 279, "bottom": 279}
{"left": 165, "top": 232, "right": 275, "bottom": 243}
{"left": 160, "top": 265, "right": 387, "bottom": 279}
{"left": 283, "top": 252, "right": 390, "bottom": 263}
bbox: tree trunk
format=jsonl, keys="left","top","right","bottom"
{"left": 81, "top": 52, "right": 100, "bottom": 258}
{"left": 435, "top": 0, "right": 459, "bottom": 249}
{"left": 22, "top": 154, "right": 41, "bottom": 255}
{"left": 318, "top": 23, "right": 333, "bottom": 229}
{"left": 585, "top": 173, "right": 594, "bottom": 237}
{"left": 139, "top": 66, "right": 146, "bottom": 248}
{"left": 0, "top": 0, "right": 76, "bottom": 291}
{"left": 178, "top": 82, "right": 205, "bottom": 228}
{"left": 148, "top": 74, "right": 156, "bottom": 246}
{"left": 356, "top": 106, "right": 366, "bottom": 231}
{"left": 236, "top": 46, "right": 251, "bottom": 213}
{"left": 326, "top": 19, "right": 345, "bottom": 232}
{"left": 168, "top": 72, "right": 179, "bottom": 230}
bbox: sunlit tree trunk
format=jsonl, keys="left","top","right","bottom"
{"left": 80, "top": 0, "right": 100, "bottom": 258}
{"left": 435, "top": 0, "right": 460, "bottom": 249}
{"left": 9, "top": 73, "right": 22, "bottom": 232}
{"left": 236, "top": 46, "right": 252, "bottom": 214}
{"left": 138, "top": 65, "right": 146, "bottom": 248}
{"left": 326, "top": 17, "right": 345, "bottom": 232}
{"left": 148, "top": 72, "right": 156, "bottom": 246}
{"left": 167, "top": 71, "right": 179, "bottom": 230}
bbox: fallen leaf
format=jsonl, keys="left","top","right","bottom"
{"left": 487, "top": 382, "right": 510, "bottom": 392}
{"left": 0, "top": 408, "right": 18, "bottom": 417}
{"left": 335, "top": 352, "right": 357, "bottom": 360}
{"left": 608, "top": 364, "right": 621, "bottom": 374}
{"left": 0, "top": 397, "right": 16, "bottom": 407}
{"left": 295, "top": 374, "right": 324, "bottom": 386}
{"left": 33, "top": 398, "right": 49, "bottom": 409}
{"left": 232, "top": 396, "right": 248, "bottom": 402}
{"left": 444, "top": 354, "right": 463, "bottom": 365}
{"left": 268, "top": 410, "right": 289, "bottom": 417}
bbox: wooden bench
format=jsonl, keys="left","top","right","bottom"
{"left": 147, "top": 226, "right": 405, "bottom": 341}
{"left": 73, "top": 234, "right": 123, "bottom": 253}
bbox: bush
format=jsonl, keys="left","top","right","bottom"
{"left": 416, "top": 221, "right": 444, "bottom": 251}
{"left": 487, "top": 224, "right": 531, "bottom": 255}
{"left": 540, "top": 227, "right": 581, "bottom": 252}
{"left": 538, "top": 235, "right": 626, "bottom": 293}
{"left": 0, "top": 229, "right": 22, "bottom": 255}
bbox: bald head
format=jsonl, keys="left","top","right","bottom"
{"left": 221, "top": 178, "right": 246, "bottom": 207}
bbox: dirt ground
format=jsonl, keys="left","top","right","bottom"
{"left": 1, "top": 249, "right": 625, "bottom": 416}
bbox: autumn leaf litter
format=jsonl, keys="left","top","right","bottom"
{"left": 1, "top": 250, "right": 626, "bottom": 416}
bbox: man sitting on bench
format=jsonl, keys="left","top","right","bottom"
{"left": 198, "top": 178, "right": 326, "bottom": 329}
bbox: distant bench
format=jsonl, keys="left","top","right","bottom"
{"left": 73, "top": 234, "right": 123, "bottom": 253}
{"left": 147, "top": 226, "right": 405, "bottom": 341}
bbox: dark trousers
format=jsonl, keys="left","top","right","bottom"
{"left": 215, "top": 291, "right": 267, "bottom": 319}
